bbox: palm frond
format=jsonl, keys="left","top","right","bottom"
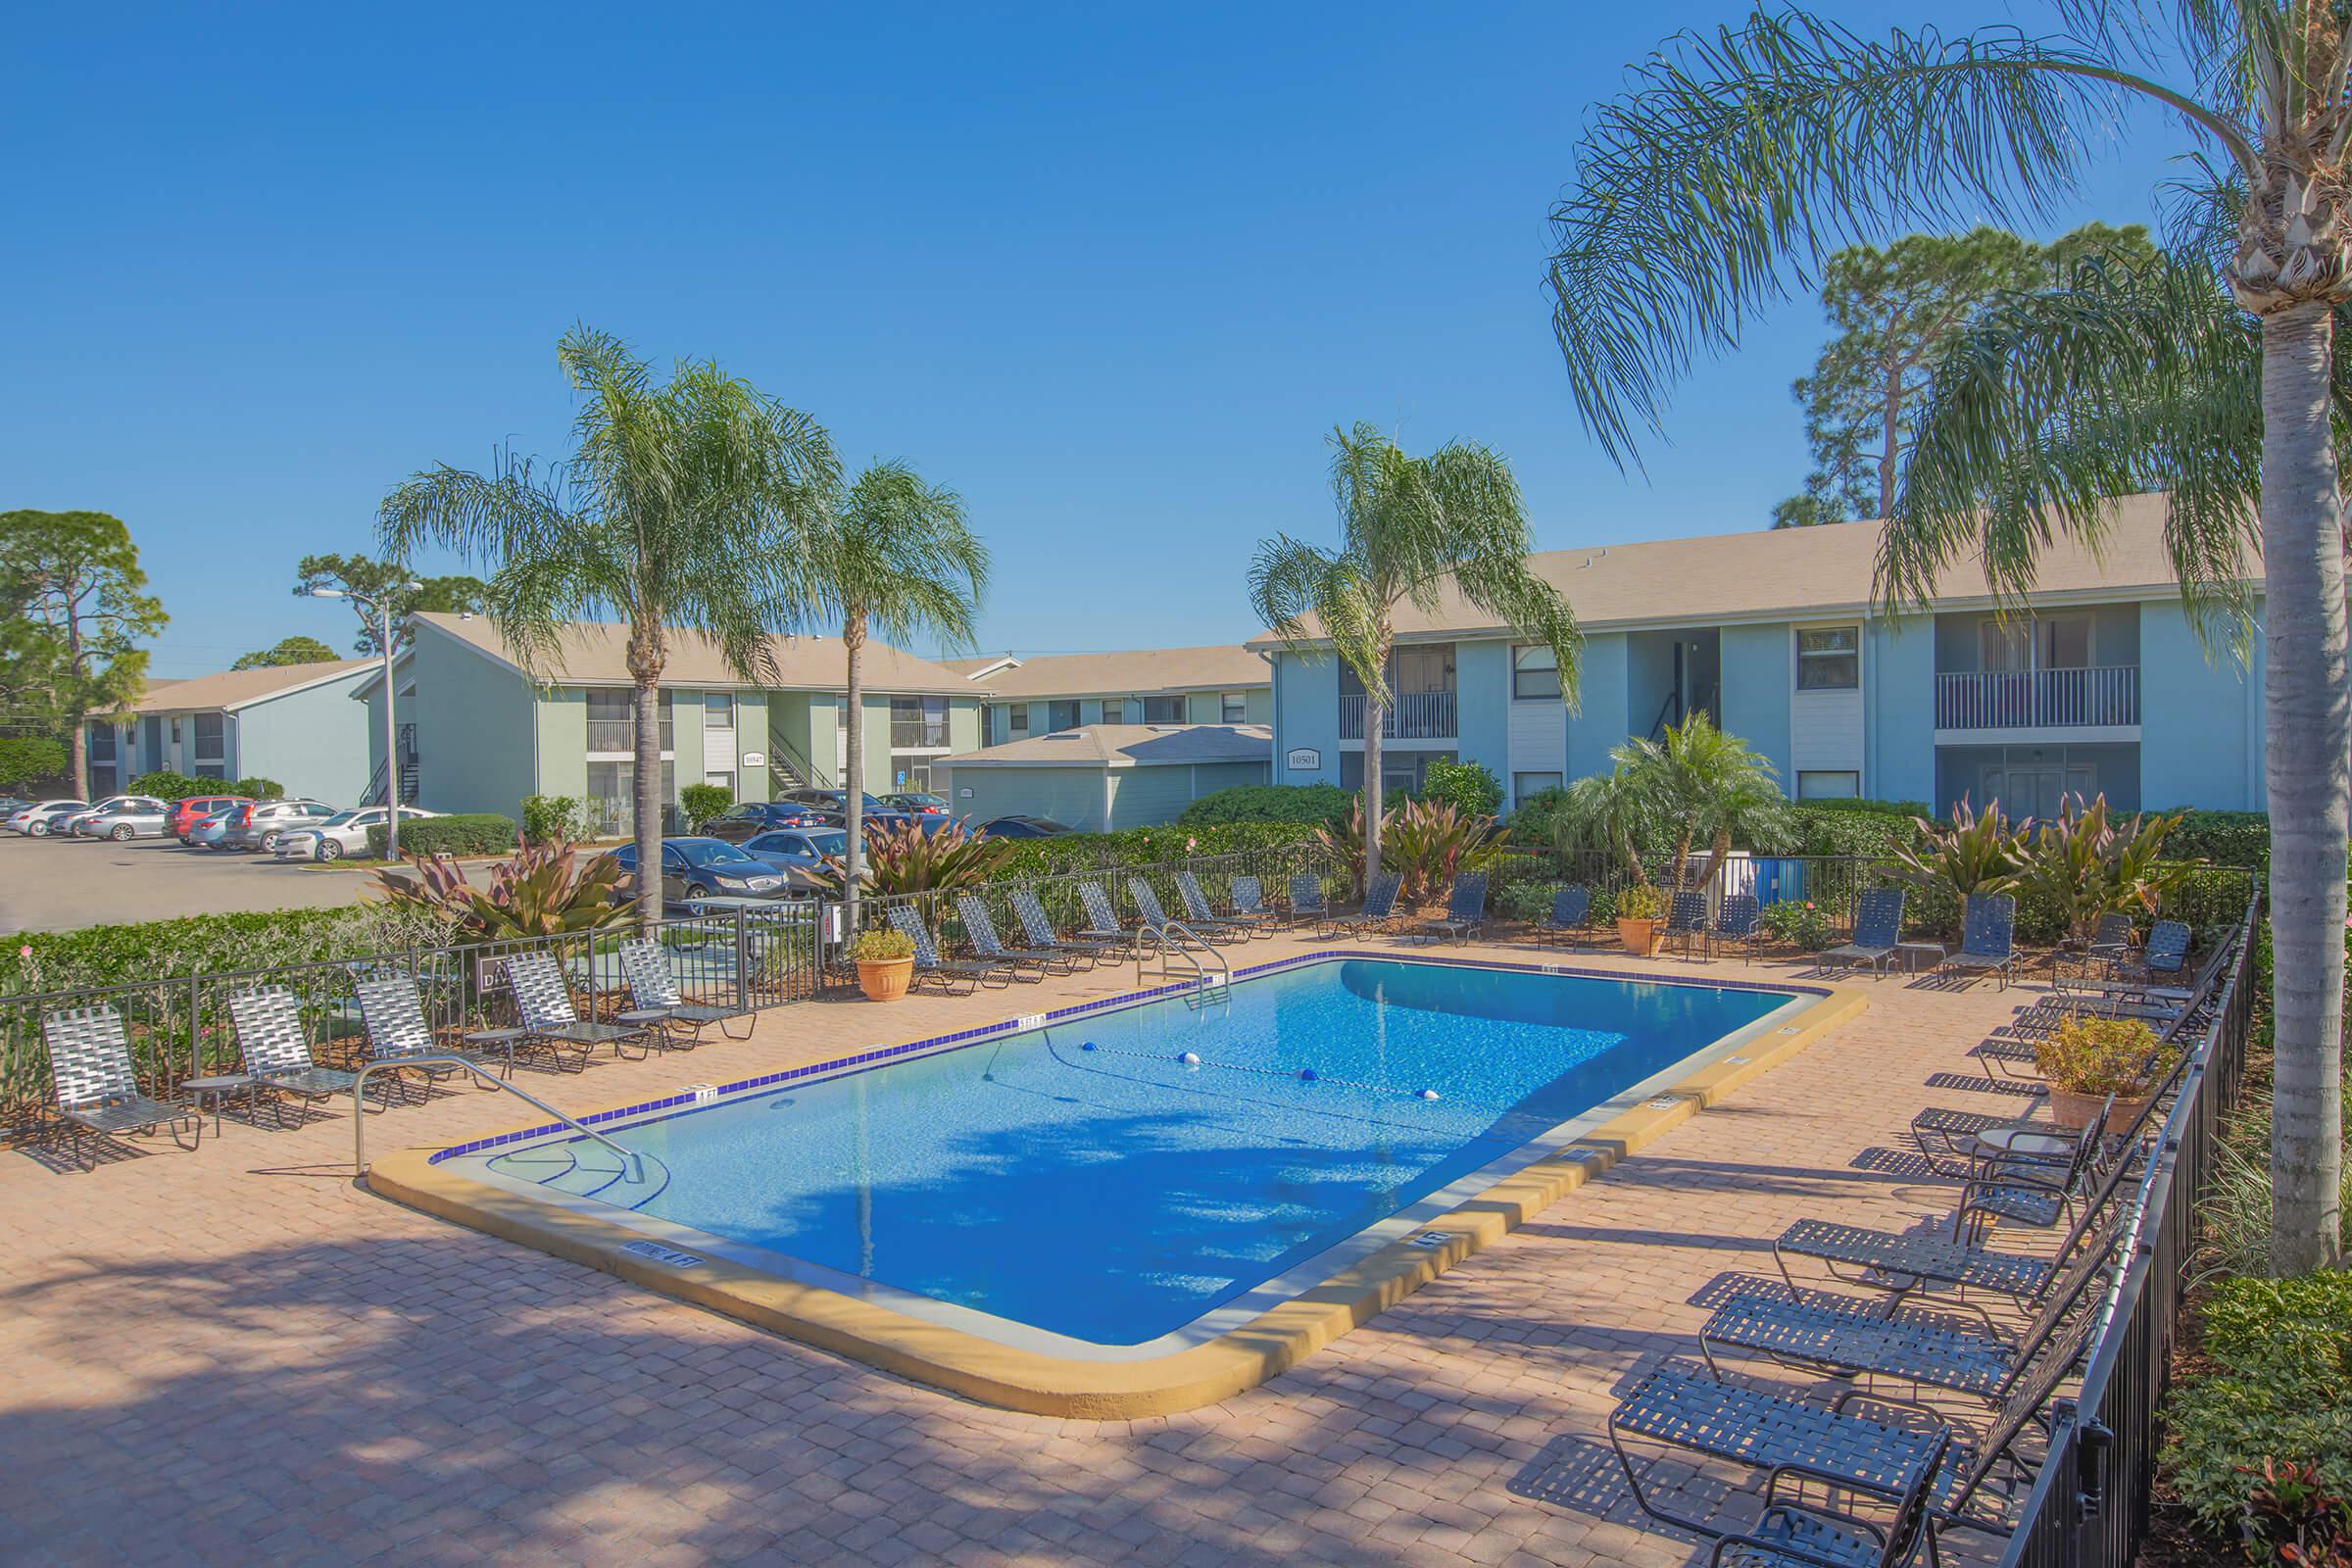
{"left": 807, "top": 460, "right": 990, "bottom": 652}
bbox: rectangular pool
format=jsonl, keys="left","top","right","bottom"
{"left": 451, "top": 956, "right": 1803, "bottom": 1352}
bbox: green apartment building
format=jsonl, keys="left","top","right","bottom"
{"left": 384, "top": 612, "right": 983, "bottom": 830}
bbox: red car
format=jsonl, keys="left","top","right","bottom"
{"left": 170, "top": 794, "right": 253, "bottom": 841}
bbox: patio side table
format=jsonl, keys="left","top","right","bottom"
{"left": 1894, "top": 941, "right": 1944, "bottom": 974}
{"left": 180, "top": 1073, "right": 259, "bottom": 1135}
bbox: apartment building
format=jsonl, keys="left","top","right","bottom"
{"left": 1252, "top": 494, "right": 2264, "bottom": 816}
{"left": 952, "top": 645, "right": 1271, "bottom": 747}
{"left": 87, "top": 660, "right": 381, "bottom": 803}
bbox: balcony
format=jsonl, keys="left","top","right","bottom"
{"left": 889, "top": 718, "right": 951, "bottom": 750}
{"left": 1935, "top": 665, "right": 2139, "bottom": 731}
{"left": 1339, "top": 690, "right": 1458, "bottom": 741}
{"left": 586, "top": 718, "right": 674, "bottom": 753}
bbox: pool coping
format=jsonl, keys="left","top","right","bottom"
{"left": 368, "top": 951, "right": 1869, "bottom": 1418}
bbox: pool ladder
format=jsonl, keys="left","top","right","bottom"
{"left": 1135, "top": 919, "right": 1230, "bottom": 996}
{"left": 350, "top": 1054, "right": 646, "bottom": 1183}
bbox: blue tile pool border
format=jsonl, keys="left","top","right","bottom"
{"left": 426, "top": 950, "right": 1831, "bottom": 1165}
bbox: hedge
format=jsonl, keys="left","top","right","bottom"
{"left": 986, "top": 821, "right": 1328, "bottom": 880}
{"left": 366, "top": 812, "right": 517, "bottom": 858}
{"left": 1177, "top": 784, "right": 1355, "bottom": 827}
{"left": 2, "top": 906, "right": 448, "bottom": 995}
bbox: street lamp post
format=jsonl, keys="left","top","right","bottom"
{"left": 307, "top": 582, "right": 420, "bottom": 861}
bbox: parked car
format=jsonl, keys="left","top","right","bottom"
{"left": 881, "top": 791, "right": 953, "bottom": 818}
{"left": 188, "top": 807, "right": 246, "bottom": 850}
{"left": 7, "top": 800, "right": 90, "bottom": 837}
{"left": 605, "top": 838, "right": 790, "bottom": 905}
{"left": 76, "top": 797, "right": 175, "bottom": 841}
{"left": 699, "top": 800, "right": 840, "bottom": 842}
{"left": 170, "top": 795, "right": 254, "bottom": 841}
{"left": 273, "top": 805, "right": 443, "bottom": 862}
{"left": 741, "top": 827, "right": 846, "bottom": 893}
{"left": 976, "top": 814, "right": 1075, "bottom": 839}
{"left": 223, "top": 798, "right": 340, "bottom": 852}
{"left": 57, "top": 795, "right": 162, "bottom": 837}
{"left": 774, "top": 788, "right": 913, "bottom": 831}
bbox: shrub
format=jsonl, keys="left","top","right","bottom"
{"left": 230, "top": 776, "right": 284, "bottom": 801}
{"left": 1760, "top": 899, "right": 1837, "bottom": 952}
{"left": 1178, "top": 783, "right": 1356, "bottom": 827}
{"left": 680, "top": 782, "right": 732, "bottom": 831}
{"left": 1615, "top": 884, "right": 1666, "bottom": 921}
{"left": 814, "top": 820, "right": 1015, "bottom": 897}
{"left": 0, "top": 736, "right": 68, "bottom": 790}
{"left": 366, "top": 813, "right": 515, "bottom": 858}
{"left": 1, "top": 906, "right": 449, "bottom": 994}
{"left": 1768, "top": 802, "right": 1926, "bottom": 858}
{"left": 2034, "top": 1015, "right": 2175, "bottom": 1095}
{"left": 1420, "top": 760, "right": 1504, "bottom": 817}
{"left": 852, "top": 927, "right": 914, "bottom": 961}
{"left": 2164, "top": 1270, "right": 2352, "bottom": 1561}
{"left": 128, "top": 770, "right": 213, "bottom": 801}
{"left": 368, "top": 841, "right": 628, "bottom": 939}
{"left": 520, "top": 795, "right": 591, "bottom": 846}
{"left": 2161, "top": 808, "right": 2276, "bottom": 871}
{"left": 1496, "top": 881, "right": 1560, "bottom": 924}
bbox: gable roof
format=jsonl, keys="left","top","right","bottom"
{"left": 939, "top": 723, "right": 1272, "bottom": 769}
{"left": 412, "top": 612, "right": 977, "bottom": 695}
{"left": 1245, "top": 493, "right": 2236, "bottom": 648}
{"left": 132, "top": 660, "right": 377, "bottom": 714}
{"left": 968, "top": 644, "right": 1269, "bottom": 699}
{"left": 938, "top": 654, "right": 1022, "bottom": 680}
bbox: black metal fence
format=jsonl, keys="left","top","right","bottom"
{"left": 1993, "top": 890, "right": 2261, "bottom": 1567}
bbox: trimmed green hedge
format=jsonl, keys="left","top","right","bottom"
{"left": 2158, "top": 808, "right": 2274, "bottom": 870}
{"left": 987, "top": 821, "right": 1327, "bottom": 880}
{"left": 366, "top": 812, "right": 516, "bottom": 858}
{"left": 2, "top": 906, "right": 448, "bottom": 995}
{"left": 1177, "top": 784, "right": 1355, "bottom": 827}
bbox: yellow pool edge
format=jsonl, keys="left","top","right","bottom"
{"left": 368, "top": 977, "right": 1868, "bottom": 1418}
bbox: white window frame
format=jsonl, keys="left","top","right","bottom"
{"left": 1796, "top": 769, "right": 1861, "bottom": 800}
{"left": 1220, "top": 691, "right": 1248, "bottom": 723}
{"left": 1511, "top": 644, "right": 1562, "bottom": 701}
{"left": 1795, "top": 626, "right": 1860, "bottom": 692}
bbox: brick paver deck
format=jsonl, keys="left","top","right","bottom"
{"left": 0, "top": 933, "right": 2047, "bottom": 1566}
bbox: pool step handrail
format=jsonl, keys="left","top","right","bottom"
{"left": 1137, "top": 918, "right": 1229, "bottom": 992}
{"left": 351, "top": 1054, "right": 645, "bottom": 1184}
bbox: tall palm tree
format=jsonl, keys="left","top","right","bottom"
{"left": 379, "top": 325, "right": 837, "bottom": 925}
{"left": 800, "top": 460, "right": 989, "bottom": 934}
{"left": 1624, "top": 711, "right": 1791, "bottom": 890}
{"left": 1546, "top": 7, "right": 2346, "bottom": 1272}
{"left": 1250, "top": 423, "right": 1582, "bottom": 877}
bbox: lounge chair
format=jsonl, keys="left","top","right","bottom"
{"left": 1010, "top": 887, "right": 1120, "bottom": 967}
{"left": 503, "top": 951, "right": 657, "bottom": 1066}
{"left": 1945, "top": 893, "right": 2020, "bottom": 989}
{"left": 1816, "top": 888, "right": 1905, "bottom": 977}
{"left": 2112, "top": 917, "right": 2191, "bottom": 986}
{"left": 228, "top": 986, "right": 367, "bottom": 1117}
{"left": 1531, "top": 885, "right": 1594, "bottom": 948}
{"left": 1224, "top": 875, "right": 1284, "bottom": 936}
{"left": 1328, "top": 871, "right": 1403, "bottom": 938}
{"left": 2082, "top": 910, "right": 2135, "bottom": 971}
{"left": 1129, "top": 877, "right": 1249, "bottom": 946}
{"left": 1181, "top": 869, "right": 1274, "bottom": 938}
{"left": 1286, "top": 873, "right": 1331, "bottom": 931}
{"left": 1075, "top": 881, "right": 1133, "bottom": 948}
{"left": 355, "top": 974, "right": 512, "bottom": 1087}
{"left": 1659, "top": 890, "right": 1709, "bottom": 959}
{"left": 1709, "top": 893, "right": 1764, "bottom": 964}
{"left": 42, "top": 1004, "right": 200, "bottom": 1164}
{"left": 617, "top": 940, "right": 754, "bottom": 1046}
{"left": 956, "top": 894, "right": 1069, "bottom": 976}
{"left": 1416, "top": 870, "right": 1489, "bottom": 945}
{"left": 1691, "top": 1432, "right": 1948, "bottom": 1568}
{"left": 884, "top": 905, "right": 1014, "bottom": 994}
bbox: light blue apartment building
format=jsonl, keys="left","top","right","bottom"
{"left": 88, "top": 660, "right": 383, "bottom": 804}
{"left": 950, "top": 646, "right": 1272, "bottom": 747}
{"left": 1253, "top": 495, "right": 2264, "bottom": 817}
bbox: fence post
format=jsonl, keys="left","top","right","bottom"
{"left": 733, "top": 907, "right": 751, "bottom": 1010}
{"left": 186, "top": 971, "right": 203, "bottom": 1087}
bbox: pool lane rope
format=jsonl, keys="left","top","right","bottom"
{"left": 1079, "top": 1039, "right": 1441, "bottom": 1102}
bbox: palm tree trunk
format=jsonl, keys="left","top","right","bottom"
{"left": 2259, "top": 301, "right": 2349, "bottom": 1275}
{"left": 627, "top": 651, "right": 664, "bottom": 932}
{"left": 1363, "top": 691, "right": 1385, "bottom": 885}
{"left": 843, "top": 609, "right": 866, "bottom": 939}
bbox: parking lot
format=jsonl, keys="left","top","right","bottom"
{"left": 0, "top": 834, "right": 377, "bottom": 934}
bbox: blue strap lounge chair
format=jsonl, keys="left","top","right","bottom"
{"left": 1171, "top": 870, "right": 1262, "bottom": 941}
{"left": 1946, "top": 894, "right": 2019, "bottom": 989}
{"left": 1286, "top": 873, "right": 1331, "bottom": 932}
{"left": 1417, "top": 870, "right": 1489, "bottom": 945}
{"left": 1709, "top": 893, "right": 1764, "bottom": 964}
{"left": 1660, "top": 890, "right": 1710, "bottom": 959}
{"left": 1532, "top": 885, "right": 1593, "bottom": 948}
{"left": 1129, "top": 877, "right": 1249, "bottom": 946}
{"left": 1207, "top": 871, "right": 1281, "bottom": 936}
{"left": 1817, "top": 889, "right": 1905, "bottom": 977}
{"left": 1330, "top": 871, "right": 1404, "bottom": 938}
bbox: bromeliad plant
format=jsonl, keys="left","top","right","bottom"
{"left": 813, "top": 819, "right": 1014, "bottom": 898}
{"left": 2013, "top": 795, "right": 2201, "bottom": 946}
{"left": 368, "top": 838, "right": 630, "bottom": 940}
{"left": 1315, "top": 797, "right": 1503, "bottom": 903}
{"left": 1886, "top": 794, "right": 2029, "bottom": 902}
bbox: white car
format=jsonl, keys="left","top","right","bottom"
{"left": 226, "top": 798, "right": 341, "bottom": 853}
{"left": 273, "top": 805, "right": 441, "bottom": 862}
{"left": 74, "top": 796, "right": 174, "bottom": 841}
{"left": 6, "top": 799, "right": 90, "bottom": 837}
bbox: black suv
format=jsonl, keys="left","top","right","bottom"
{"left": 700, "top": 800, "right": 841, "bottom": 842}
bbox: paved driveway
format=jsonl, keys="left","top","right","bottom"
{"left": 0, "top": 834, "right": 376, "bottom": 934}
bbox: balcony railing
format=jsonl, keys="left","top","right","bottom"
{"left": 1935, "top": 664, "right": 2139, "bottom": 730}
{"left": 1339, "top": 690, "right": 1458, "bottom": 740}
{"left": 586, "top": 718, "right": 674, "bottom": 753}
{"left": 889, "top": 720, "right": 951, "bottom": 750}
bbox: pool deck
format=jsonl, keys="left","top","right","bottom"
{"left": 1, "top": 931, "right": 2048, "bottom": 1566}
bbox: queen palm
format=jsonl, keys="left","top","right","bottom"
{"left": 379, "top": 325, "right": 837, "bottom": 925}
{"left": 800, "top": 460, "right": 989, "bottom": 934}
{"left": 1250, "top": 423, "right": 1581, "bottom": 877}
{"left": 1547, "top": 7, "right": 2345, "bottom": 1271}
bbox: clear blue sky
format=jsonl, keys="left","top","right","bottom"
{"left": 3, "top": 3, "right": 2192, "bottom": 675}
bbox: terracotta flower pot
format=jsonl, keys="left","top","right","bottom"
{"left": 857, "top": 956, "right": 914, "bottom": 1003}
{"left": 2048, "top": 1086, "right": 2152, "bottom": 1134}
{"left": 1616, "top": 917, "right": 1663, "bottom": 956}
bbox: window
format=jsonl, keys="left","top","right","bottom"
{"left": 87, "top": 723, "right": 116, "bottom": 760}
{"left": 1048, "top": 701, "right": 1081, "bottom": 732}
{"left": 890, "top": 695, "right": 948, "bottom": 748}
{"left": 1512, "top": 645, "right": 1561, "bottom": 700}
{"left": 1100, "top": 699, "right": 1127, "bottom": 725}
{"left": 1009, "top": 705, "right": 1030, "bottom": 735}
{"left": 1796, "top": 627, "right": 1860, "bottom": 690}
{"left": 1797, "top": 770, "right": 1861, "bottom": 800}
{"left": 192, "top": 712, "right": 224, "bottom": 760}
{"left": 1220, "top": 691, "right": 1248, "bottom": 723}
{"left": 1513, "top": 771, "right": 1564, "bottom": 805}
{"left": 194, "top": 762, "right": 225, "bottom": 781}
{"left": 586, "top": 689, "right": 672, "bottom": 753}
{"left": 703, "top": 692, "right": 735, "bottom": 729}
{"left": 1142, "top": 695, "right": 1183, "bottom": 724}
{"left": 169, "top": 717, "right": 181, "bottom": 745}
{"left": 2039, "top": 613, "right": 2092, "bottom": 669}
{"left": 705, "top": 771, "right": 735, "bottom": 795}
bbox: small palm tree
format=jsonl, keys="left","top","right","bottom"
{"left": 1250, "top": 423, "right": 1581, "bottom": 876}
{"left": 1557, "top": 765, "right": 1661, "bottom": 887}
{"left": 378, "top": 325, "right": 837, "bottom": 925}
{"left": 1629, "top": 712, "right": 1791, "bottom": 890}
{"left": 1545, "top": 6, "right": 2348, "bottom": 1270}
{"left": 801, "top": 461, "right": 989, "bottom": 934}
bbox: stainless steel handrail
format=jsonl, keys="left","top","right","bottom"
{"left": 352, "top": 1055, "right": 646, "bottom": 1183}
{"left": 1135, "top": 919, "right": 1229, "bottom": 991}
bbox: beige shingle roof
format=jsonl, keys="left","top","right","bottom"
{"left": 940, "top": 723, "right": 1272, "bottom": 768}
{"left": 1245, "top": 493, "right": 2234, "bottom": 647}
{"left": 967, "top": 645, "right": 1270, "bottom": 699}
{"left": 133, "top": 660, "right": 376, "bottom": 713}
{"left": 414, "top": 612, "right": 978, "bottom": 695}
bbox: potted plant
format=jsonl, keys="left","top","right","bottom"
{"left": 2033, "top": 1015, "right": 2178, "bottom": 1132}
{"left": 852, "top": 927, "right": 917, "bottom": 1003}
{"left": 1615, "top": 883, "right": 1667, "bottom": 956}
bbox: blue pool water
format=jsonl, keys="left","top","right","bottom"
{"left": 487, "top": 958, "right": 1791, "bottom": 1346}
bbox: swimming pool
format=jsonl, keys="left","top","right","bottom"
{"left": 381, "top": 953, "right": 1857, "bottom": 1413}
